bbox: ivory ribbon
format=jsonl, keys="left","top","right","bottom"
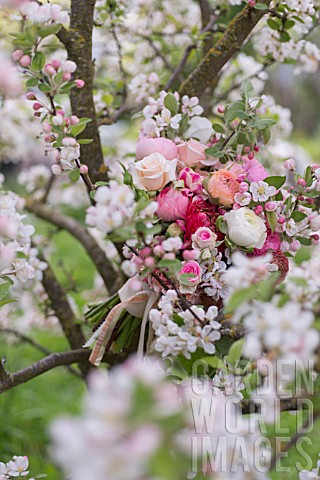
{"left": 86, "top": 291, "right": 150, "bottom": 366}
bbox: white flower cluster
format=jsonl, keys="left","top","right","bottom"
{"left": 212, "top": 368, "right": 245, "bottom": 401}
{"left": 150, "top": 290, "right": 221, "bottom": 358}
{"left": 19, "top": 1, "right": 69, "bottom": 25}
{"left": 86, "top": 181, "right": 135, "bottom": 234}
{"left": 299, "top": 454, "right": 320, "bottom": 480}
{"left": 236, "top": 300, "right": 319, "bottom": 364}
{"left": 0, "top": 455, "right": 32, "bottom": 479}
{"left": 0, "top": 188, "right": 40, "bottom": 283}
{"left": 128, "top": 72, "right": 160, "bottom": 104}
{"left": 201, "top": 248, "right": 229, "bottom": 300}
{"left": 18, "top": 164, "right": 51, "bottom": 194}
{"left": 51, "top": 358, "right": 185, "bottom": 480}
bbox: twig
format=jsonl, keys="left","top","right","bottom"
{"left": 0, "top": 327, "right": 82, "bottom": 378}
{"left": 0, "top": 358, "right": 9, "bottom": 381}
{"left": 179, "top": 0, "right": 272, "bottom": 97}
{"left": 0, "top": 349, "right": 127, "bottom": 394}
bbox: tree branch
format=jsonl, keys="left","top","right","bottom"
{"left": 26, "top": 202, "right": 123, "bottom": 294}
{"left": 57, "top": 0, "right": 106, "bottom": 183}
{"left": 0, "top": 349, "right": 127, "bottom": 394}
{"left": 179, "top": 0, "right": 272, "bottom": 97}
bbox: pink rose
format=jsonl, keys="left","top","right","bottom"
{"left": 243, "top": 158, "right": 268, "bottom": 182}
{"left": 179, "top": 168, "right": 204, "bottom": 194}
{"left": 177, "top": 139, "right": 207, "bottom": 167}
{"left": 178, "top": 260, "right": 202, "bottom": 294}
{"left": 157, "top": 187, "right": 189, "bottom": 222}
{"left": 192, "top": 226, "right": 217, "bottom": 251}
{"left": 136, "top": 137, "right": 177, "bottom": 160}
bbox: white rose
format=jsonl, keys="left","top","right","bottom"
{"left": 185, "top": 116, "right": 213, "bottom": 143}
{"left": 130, "top": 153, "right": 177, "bottom": 191}
{"left": 224, "top": 207, "right": 267, "bottom": 249}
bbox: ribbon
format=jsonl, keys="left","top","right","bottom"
{"left": 86, "top": 291, "right": 150, "bottom": 366}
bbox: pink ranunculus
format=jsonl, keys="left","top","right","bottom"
{"left": 252, "top": 230, "right": 281, "bottom": 256}
{"left": 136, "top": 137, "right": 178, "bottom": 160}
{"left": 179, "top": 167, "right": 204, "bottom": 194}
{"left": 177, "top": 139, "right": 207, "bottom": 167}
{"left": 178, "top": 260, "right": 202, "bottom": 294}
{"left": 156, "top": 187, "right": 190, "bottom": 222}
{"left": 243, "top": 158, "right": 268, "bottom": 182}
{"left": 192, "top": 226, "right": 217, "bottom": 251}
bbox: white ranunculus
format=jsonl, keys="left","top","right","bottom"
{"left": 185, "top": 116, "right": 213, "bottom": 143}
{"left": 224, "top": 207, "right": 267, "bottom": 249}
{"left": 130, "top": 153, "right": 177, "bottom": 191}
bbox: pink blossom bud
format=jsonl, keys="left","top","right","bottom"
{"left": 62, "top": 137, "right": 77, "bottom": 147}
{"left": 33, "top": 102, "right": 42, "bottom": 111}
{"left": 312, "top": 234, "right": 319, "bottom": 243}
{"left": 278, "top": 216, "right": 285, "bottom": 225}
{"left": 153, "top": 245, "right": 164, "bottom": 257}
{"left": 290, "top": 239, "right": 301, "bottom": 252}
{"left": 248, "top": 0, "right": 256, "bottom": 6}
{"left": 297, "top": 195, "right": 304, "bottom": 201}
{"left": 182, "top": 250, "right": 199, "bottom": 261}
{"left": 311, "top": 164, "right": 320, "bottom": 171}
{"left": 75, "top": 79, "right": 85, "bottom": 88}
{"left": 26, "top": 92, "right": 36, "bottom": 100}
{"left": 233, "top": 203, "right": 241, "bottom": 210}
{"left": 297, "top": 178, "right": 306, "bottom": 187}
{"left": 51, "top": 59, "right": 61, "bottom": 69}
{"left": 61, "top": 60, "right": 77, "bottom": 73}
{"left": 217, "top": 105, "right": 225, "bottom": 114}
{"left": 79, "top": 164, "right": 88, "bottom": 175}
{"left": 70, "top": 115, "right": 79, "bottom": 125}
{"left": 254, "top": 205, "right": 263, "bottom": 215}
{"left": 42, "top": 122, "right": 52, "bottom": 133}
{"left": 62, "top": 72, "right": 71, "bottom": 82}
{"left": 56, "top": 109, "right": 65, "bottom": 116}
{"left": 265, "top": 201, "right": 277, "bottom": 212}
{"left": 307, "top": 198, "right": 315, "bottom": 205}
{"left": 254, "top": 145, "right": 260, "bottom": 152}
{"left": 144, "top": 256, "right": 155, "bottom": 268}
{"left": 218, "top": 208, "right": 226, "bottom": 215}
{"left": 20, "top": 55, "right": 31, "bottom": 67}
{"left": 44, "top": 64, "right": 56, "bottom": 76}
{"left": 12, "top": 50, "right": 23, "bottom": 62}
{"left": 51, "top": 164, "right": 62, "bottom": 175}
{"left": 140, "top": 247, "right": 151, "bottom": 257}
{"left": 244, "top": 146, "right": 251, "bottom": 154}
{"left": 163, "top": 253, "right": 176, "bottom": 260}
{"left": 239, "top": 182, "right": 249, "bottom": 193}
{"left": 284, "top": 158, "right": 296, "bottom": 171}
{"left": 44, "top": 134, "right": 54, "bottom": 142}
{"left": 248, "top": 152, "right": 254, "bottom": 160}
{"left": 52, "top": 114, "right": 64, "bottom": 126}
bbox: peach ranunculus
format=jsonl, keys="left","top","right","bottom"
{"left": 130, "top": 153, "right": 177, "bottom": 191}
{"left": 177, "top": 139, "right": 207, "bottom": 167}
{"left": 136, "top": 137, "right": 178, "bottom": 160}
{"left": 207, "top": 169, "right": 240, "bottom": 207}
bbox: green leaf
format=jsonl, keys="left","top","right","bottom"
{"left": 77, "top": 139, "right": 93, "bottom": 145}
{"left": 240, "top": 79, "right": 255, "bottom": 102}
{"left": 262, "top": 127, "right": 271, "bottom": 144}
{"left": 296, "top": 236, "right": 312, "bottom": 246}
{"left": 164, "top": 92, "right": 178, "bottom": 115}
{"left": 158, "top": 259, "right": 182, "bottom": 273}
{"left": 252, "top": 118, "right": 277, "bottom": 129}
{"left": 70, "top": 124, "right": 87, "bottom": 136}
{"left": 0, "top": 298, "right": 16, "bottom": 307}
{"left": 304, "top": 165, "right": 313, "bottom": 187}
{"left": 38, "top": 83, "right": 52, "bottom": 93}
{"left": 212, "top": 123, "right": 225, "bottom": 134}
{"left": 225, "top": 338, "right": 244, "bottom": 366}
{"left": 254, "top": 3, "right": 269, "bottom": 9}
{"left": 280, "top": 31, "right": 291, "bottom": 43}
{"left": 0, "top": 282, "right": 11, "bottom": 302}
{"left": 108, "top": 225, "right": 135, "bottom": 242}
{"left": 204, "top": 147, "right": 224, "bottom": 158}
{"left": 95, "top": 181, "right": 108, "bottom": 187}
{"left": 284, "top": 19, "right": 295, "bottom": 30}
{"left": 69, "top": 169, "right": 80, "bottom": 182}
{"left": 265, "top": 175, "right": 286, "bottom": 189}
{"left": 31, "top": 52, "right": 45, "bottom": 71}
{"left": 267, "top": 18, "right": 281, "bottom": 30}
{"left": 266, "top": 210, "right": 277, "bottom": 232}
{"left": 26, "top": 77, "right": 39, "bottom": 87}
{"left": 38, "top": 24, "right": 62, "bottom": 38}
{"left": 216, "top": 215, "right": 228, "bottom": 234}
{"left": 224, "top": 285, "right": 256, "bottom": 314}
{"left": 225, "top": 100, "right": 246, "bottom": 123}
{"left": 291, "top": 211, "right": 307, "bottom": 223}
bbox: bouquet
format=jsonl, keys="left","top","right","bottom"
{"left": 84, "top": 85, "right": 320, "bottom": 368}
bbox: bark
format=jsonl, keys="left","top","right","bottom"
{"left": 57, "top": 1, "right": 106, "bottom": 183}
{"left": 179, "top": 0, "right": 272, "bottom": 97}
